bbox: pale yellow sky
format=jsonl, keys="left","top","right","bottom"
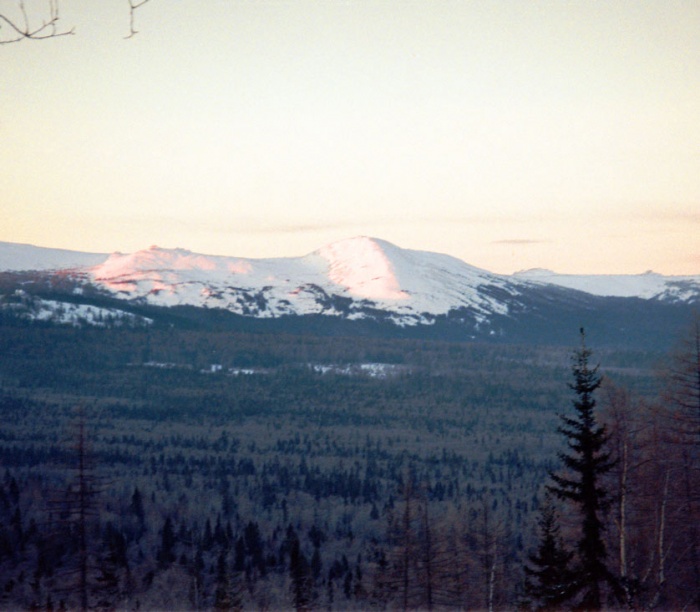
{"left": 2, "top": 0, "right": 699, "bottom": 274}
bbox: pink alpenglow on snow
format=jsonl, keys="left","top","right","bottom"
{"left": 0, "top": 237, "right": 698, "bottom": 325}
{"left": 317, "top": 236, "right": 409, "bottom": 301}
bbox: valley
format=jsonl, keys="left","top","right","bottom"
{"left": 0, "top": 320, "right": 683, "bottom": 609}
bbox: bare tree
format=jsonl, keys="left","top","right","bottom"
{"left": 600, "top": 381, "right": 668, "bottom": 607}
{"left": 596, "top": 319, "right": 700, "bottom": 610}
{"left": 662, "top": 314, "right": 700, "bottom": 445}
{"left": 601, "top": 381, "right": 640, "bottom": 599}
{"left": 0, "top": 0, "right": 153, "bottom": 43}
{"left": 473, "top": 497, "right": 508, "bottom": 612}
{"left": 659, "top": 314, "right": 700, "bottom": 607}
{"left": 380, "top": 476, "right": 420, "bottom": 610}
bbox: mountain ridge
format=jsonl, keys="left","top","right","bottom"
{"left": 0, "top": 237, "right": 698, "bottom": 348}
{"left": 2, "top": 236, "right": 697, "bottom": 276}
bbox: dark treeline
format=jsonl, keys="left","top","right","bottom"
{"left": 0, "top": 318, "right": 696, "bottom": 609}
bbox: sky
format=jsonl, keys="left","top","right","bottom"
{"left": 2, "top": 0, "right": 699, "bottom": 275}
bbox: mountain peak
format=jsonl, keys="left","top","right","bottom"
{"left": 315, "top": 236, "right": 409, "bottom": 300}
{"left": 95, "top": 247, "right": 218, "bottom": 277}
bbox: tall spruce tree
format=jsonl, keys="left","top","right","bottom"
{"left": 547, "top": 329, "right": 617, "bottom": 610}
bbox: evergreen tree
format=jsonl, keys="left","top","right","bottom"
{"left": 288, "top": 528, "right": 312, "bottom": 611}
{"left": 214, "top": 551, "right": 233, "bottom": 612}
{"left": 128, "top": 486, "right": 146, "bottom": 540}
{"left": 157, "top": 517, "right": 176, "bottom": 568}
{"left": 129, "top": 487, "right": 144, "bottom": 523}
{"left": 524, "top": 494, "right": 574, "bottom": 611}
{"left": 547, "top": 329, "right": 618, "bottom": 609}
{"left": 310, "top": 545, "right": 322, "bottom": 582}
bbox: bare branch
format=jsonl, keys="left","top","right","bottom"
{"left": 124, "top": 0, "right": 152, "bottom": 39}
{"left": 1, "top": 0, "right": 155, "bottom": 44}
{"left": 0, "top": 0, "right": 74, "bottom": 44}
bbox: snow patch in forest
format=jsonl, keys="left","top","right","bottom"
{"left": 2, "top": 293, "right": 152, "bottom": 327}
{"left": 310, "top": 362, "right": 409, "bottom": 378}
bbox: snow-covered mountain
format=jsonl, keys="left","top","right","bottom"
{"left": 0, "top": 237, "right": 698, "bottom": 345}
{"left": 83, "top": 237, "right": 527, "bottom": 325}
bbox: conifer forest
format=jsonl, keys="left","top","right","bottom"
{"left": 0, "top": 317, "right": 699, "bottom": 610}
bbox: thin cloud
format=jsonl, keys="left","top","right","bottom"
{"left": 241, "top": 221, "right": 362, "bottom": 235}
{"left": 607, "top": 206, "right": 700, "bottom": 224}
{"left": 107, "top": 216, "right": 363, "bottom": 237}
{"left": 651, "top": 211, "right": 700, "bottom": 224}
{"left": 234, "top": 215, "right": 546, "bottom": 235}
{"left": 190, "top": 215, "right": 552, "bottom": 236}
{"left": 492, "top": 239, "right": 549, "bottom": 245}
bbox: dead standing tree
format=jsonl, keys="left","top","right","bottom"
{"left": 600, "top": 381, "right": 649, "bottom": 604}
{"left": 44, "top": 407, "right": 102, "bottom": 611}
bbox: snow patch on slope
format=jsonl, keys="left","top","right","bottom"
{"left": 3, "top": 291, "right": 152, "bottom": 327}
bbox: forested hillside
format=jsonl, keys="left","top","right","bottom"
{"left": 0, "top": 319, "right": 696, "bottom": 610}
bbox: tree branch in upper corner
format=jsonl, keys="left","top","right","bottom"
{"left": 0, "top": 0, "right": 155, "bottom": 44}
{"left": 125, "top": 0, "right": 152, "bottom": 39}
{"left": 0, "top": 0, "right": 74, "bottom": 44}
